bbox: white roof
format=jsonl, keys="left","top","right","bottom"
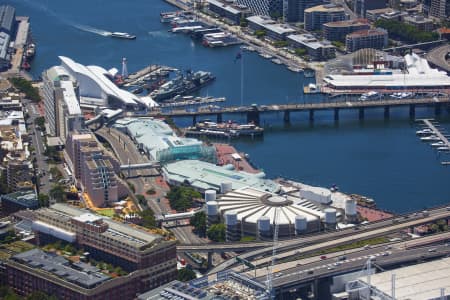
{"left": 359, "top": 257, "right": 450, "bottom": 300}
{"left": 59, "top": 80, "right": 81, "bottom": 115}
{"left": 324, "top": 54, "right": 450, "bottom": 88}
{"left": 59, "top": 56, "right": 151, "bottom": 108}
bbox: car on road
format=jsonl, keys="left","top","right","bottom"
{"left": 307, "top": 270, "right": 313, "bottom": 275}
{"left": 428, "top": 248, "right": 436, "bottom": 252}
{"left": 320, "top": 255, "right": 327, "bottom": 260}
{"left": 327, "top": 266, "right": 335, "bottom": 270}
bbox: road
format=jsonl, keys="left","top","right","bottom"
{"left": 426, "top": 44, "right": 450, "bottom": 73}
{"left": 243, "top": 231, "right": 450, "bottom": 278}
{"left": 24, "top": 101, "right": 50, "bottom": 198}
{"left": 207, "top": 207, "right": 450, "bottom": 273}
{"left": 95, "top": 127, "right": 165, "bottom": 215}
{"left": 267, "top": 243, "right": 450, "bottom": 289}
{"left": 141, "top": 96, "right": 450, "bottom": 119}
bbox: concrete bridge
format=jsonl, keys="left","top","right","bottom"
{"left": 139, "top": 96, "right": 450, "bottom": 125}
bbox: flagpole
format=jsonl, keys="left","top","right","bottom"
{"left": 240, "top": 51, "right": 244, "bottom": 106}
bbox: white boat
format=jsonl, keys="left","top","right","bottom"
{"left": 416, "top": 128, "right": 433, "bottom": 136}
{"left": 420, "top": 135, "right": 441, "bottom": 141}
{"left": 271, "top": 58, "right": 282, "bottom": 65}
{"left": 259, "top": 53, "right": 273, "bottom": 59}
{"left": 437, "top": 146, "right": 450, "bottom": 152}
{"left": 431, "top": 141, "right": 445, "bottom": 147}
{"left": 288, "top": 66, "right": 303, "bottom": 73}
{"left": 110, "top": 32, "right": 136, "bottom": 39}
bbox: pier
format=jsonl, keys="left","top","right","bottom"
{"left": 419, "top": 118, "right": 450, "bottom": 165}
{"left": 142, "top": 96, "right": 450, "bottom": 125}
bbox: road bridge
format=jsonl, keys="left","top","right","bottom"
{"left": 142, "top": 96, "right": 450, "bottom": 125}
{"left": 427, "top": 44, "right": 450, "bottom": 73}
{"left": 384, "top": 39, "right": 447, "bottom": 53}
{"left": 267, "top": 244, "right": 450, "bottom": 299}
{"left": 204, "top": 206, "right": 450, "bottom": 273}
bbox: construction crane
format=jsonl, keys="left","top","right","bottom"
{"left": 266, "top": 207, "right": 280, "bottom": 299}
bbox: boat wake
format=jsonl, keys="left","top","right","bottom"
{"left": 73, "top": 24, "right": 112, "bottom": 37}
{"left": 148, "top": 30, "right": 172, "bottom": 38}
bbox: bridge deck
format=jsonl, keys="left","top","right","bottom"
{"left": 145, "top": 96, "right": 450, "bottom": 118}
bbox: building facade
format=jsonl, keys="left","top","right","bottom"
{"left": 287, "top": 34, "right": 336, "bottom": 60}
{"left": 353, "top": 0, "right": 387, "bottom": 17}
{"left": 286, "top": 0, "right": 323, "bottom": 22}
{"left": 29, "top": 204, "right": 177, "bottom": 292}
{"left": 304, "top": 4, "right": 347, "bottom": 31}
{"left": 429, "top": 0, "right": 447, "bottom": 19}
{"left": 403, "top": 15, "right": 434, "bottom": 31}
{"left": 42, "top": 66, "right": 83, "bottom": 139}
{"left": 65, "top": 131, "right": 127, "bottom": 207}
{"left": 236, "top": 0, "right": 282, "bottom": 18}
{"left": 345, "top": 28, "right": 388, "bottom": 52}
{"left": 323, "top": 19, "right": 370, "bottom": 42}
{"left": 207, "top": 0, "right": 252, "bottom": 25}
{"left": 1, "top": 191, "right": 38, "bottom": 214}
{"left": 25, "top": 204, "right": 177, "bottom": 294}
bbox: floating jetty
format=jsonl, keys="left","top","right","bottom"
{"left": 416, "top": 119, "right": 450, "bottom": 165}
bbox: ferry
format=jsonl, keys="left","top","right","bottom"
{"left": 185, "top": 120, "right": 264, "bottom": 138}
{"left": 110, "top": 32, "right": 136, "bottom": 40}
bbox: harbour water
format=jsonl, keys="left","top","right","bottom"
{"left": 13, "top": 0, "right": 450, "bottom": 212}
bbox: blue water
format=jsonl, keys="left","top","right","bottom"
{"left": 12, "top": 0, "right": 450, "bottom": 212}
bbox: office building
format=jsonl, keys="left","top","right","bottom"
{"left": 246, "top": 15, "right": 297, "bottom": 40}
{"left": 323, "top": 19, "right": 370, "bottom": 42}
{"left": 353, "top": 0, "right": 387, "bottom": 17}
{"left": 5, "top": 205, "right": 177, "bottom": 299}
{"left": 0, "top": 190, "right": 38, "bottom": 214}
{"left": 286, "top": 0, "right": 323, "bottom": 22}
{"left": 30, "top": 204, "right": 177, "bottom": 286}
{"left": 403, "top": 15, "right": 434, "bottom": 31}
{"left": 366, "top": 8, "right": 404, "bottom": 21}
{"left": 287, "top": 34, "right": 336, "bottom": 60}
{"left": 429, "top": 0, "right": 447, "bottom": 19}
{"left": 345, "top": 28, "right": 388, "bottom": 52}
{"left": 65, "top": 131, "right": 127, "bottom": 207}
{"left": 236, "top": 0, "right": 282, "bottom": 18}
{"left": 207, "top": 0, "right": 252, "bottom": 25}
{"left": 304, "top": 4, "right": 347, "bottom": 31}
{"left": 42, "top": 66, "right": 83, "bottom": 141}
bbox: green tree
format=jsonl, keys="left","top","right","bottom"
{"left": 294, "top": 48, "right": 307, "bottom": 57}
{"left": 239, "top": 17, "right": 248, "bottom": 27}
{"left": 273, "top": 40, "right": 288, "bottom": 48}
{"left": 139, "top": 208, "right": 156, "bottom": 228}
{"left": 374, "top": 19, "right": 438, "bottom": 43}
{"left": 254, "top": 30, "right": 266, "bottom": 39}
{"left": 136, "top": 194, "right": 146, "bottom": 205}
{"left": 34, "top": 116, "right": 45, "bottom": 129}
{"left": 146, "top": 188, "right": 156, "bottom": 195}
{"left": 49, "top": 184, "right": 66, "bottom": 202}
{"left": 38, "top": 194, "right": 49, "bottom": 207}
{"left": 26, "top": 291, "right": 58, "bottom": 300}
{"left": 177, "top": 268, "right": 197, "bottom": 282}
{"left": 190, "top": 211, "right": 207, "bottom": 237}
{"left": 166, "top": 186, "right": 201, "bottom": 212}
{"left": 0, "top": 285, "right": 21, "bottom": 300}
{"left": 207, "top": 223, "right": 226, "bottom": 242}
{"left": 9, "top": 77, "right": 41, "bottom": 102}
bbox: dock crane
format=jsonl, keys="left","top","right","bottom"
{"left": 266, "top": 208, "right": 280, "bottom": 299}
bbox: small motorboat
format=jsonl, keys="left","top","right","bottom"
{"left": 420, "top": 135, "right": 441, "bottom": 142}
